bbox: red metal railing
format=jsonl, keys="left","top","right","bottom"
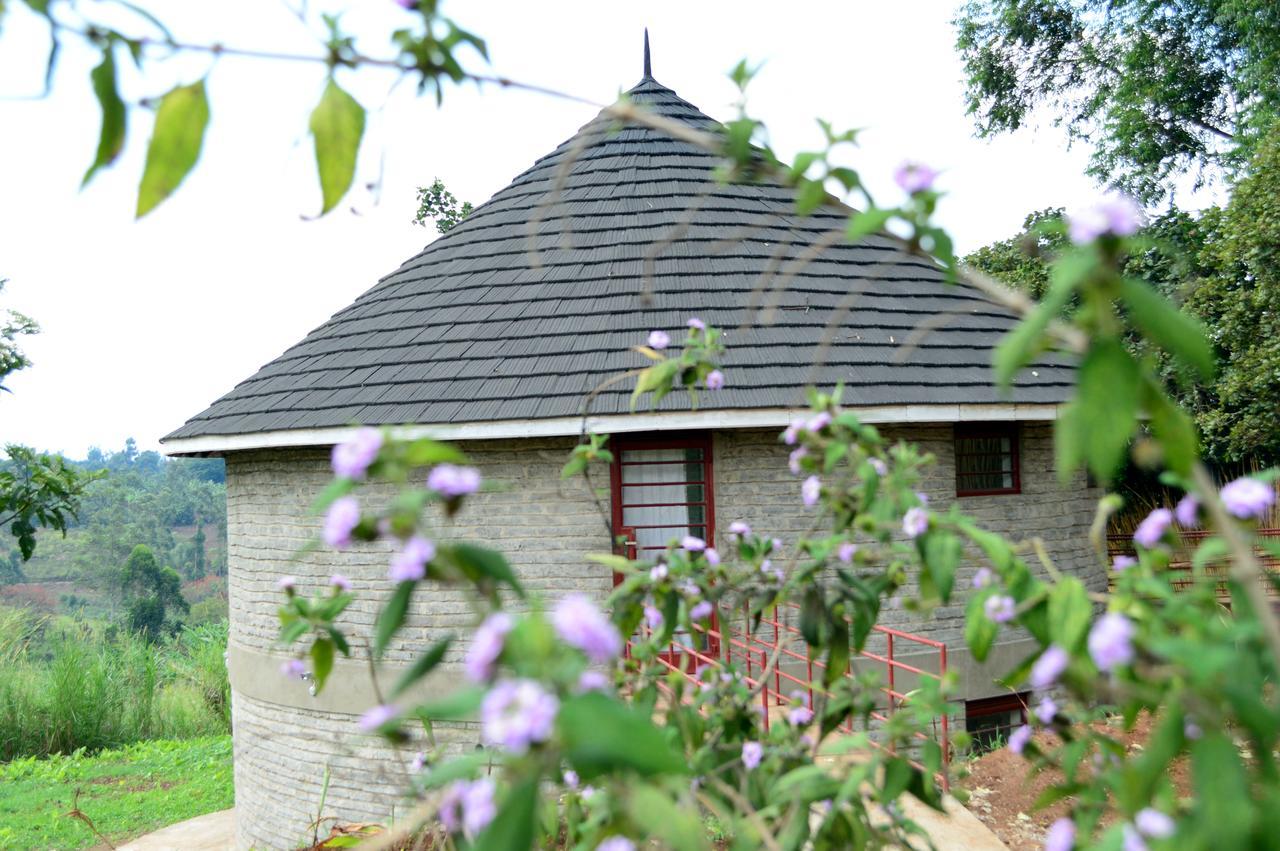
{"left": 627, "top": 603, "right": 950, "bottom": 790}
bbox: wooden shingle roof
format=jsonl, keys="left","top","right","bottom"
{"left": 164, "top": 63, "right": 1073, "bottom": 446}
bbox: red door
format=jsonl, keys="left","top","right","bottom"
{"left": 610, "top": 433, "right": 720, "bottom": 666}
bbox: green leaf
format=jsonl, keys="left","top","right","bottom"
{"left": 309, "top": 77, "right": 366, "bottom": 215}
{"left": 795, "top": 179, "right": 828, "bottom": 215}
{"left": 1076, "top": 338, "right": 1139, "bottom": 480}
{"left": 1190, "top": 732, "right": 1253, "bottom": 847}
{"left": 445, "top": 543, "right": 524, "bottom": 598}
{"left": 83, "top": 46, "right": 127, "bottom": 187}
{"left": 557, "top": 691, "right": 685, "bottom": 780}
{"left": 1143, "top": 378, "right": 1198, "bottom": 476}
{"left": 472, "top": 776, "right": 538, "bottom": 851}
{"left": 309, "top": 477, "right": 356, "bottom": 513}
{"left": 992, "top": 258, "right": 1081, "bottom": 386}
{"left": 135, "top": 79, "right": 209, "bottom": 217}
{"left": 1119, "top": 277, "right": 1215, "bottom": 380}
{"left": 374, "top": 581, "right": 414, "bottom": 659}
{"left": 277, "top": 618, "right": 309, "bottom": 647}
{"left": 921, "top": 531, "right": 961, "bottom": 603}
{"left": 1047, "top": 577, "right": 1090, "bottom": 651}
{"left": 825, "top": 617, "right": 850, "bottom": 687}
{"left": 310, "top": 636, "right": 334, "bottom": 693}
{"left": 414, "top": 685, "right": 484, "bottom": 721}
{"left": 625, "top": 783, "right": 705, "bottom": 851}
{"left": 403, "top": 437, "right": 467, "bottom": 467}
{"left": 846, "top": 207, "right": 894, "bottom": 241}
{"left": 965, "top": 593, "right": 997, "bottom": 662}
{"left": 390, "top": 634, "right": 453, "bottom": 699}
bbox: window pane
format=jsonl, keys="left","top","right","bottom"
{"left": 620, "top": 447, "right": 703, "bottom": 464}
{"left": 621, "top": 462, "right": 705, "bottom": 484}
{"left": 956, "top": 431, "right": 1016, "bottom": 493}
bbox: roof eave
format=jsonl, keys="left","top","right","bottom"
{"left": 159, "top": 403, "right": 1063, "bottom": 457}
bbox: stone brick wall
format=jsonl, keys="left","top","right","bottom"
{"left": 223, "top": 423, "right": 1102, "bottom": 848}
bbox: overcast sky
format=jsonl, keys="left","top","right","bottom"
{"left": 0, "top": 1, "right": 1219, "bottom": 458}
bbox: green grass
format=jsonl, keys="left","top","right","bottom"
{"left": 0, "top": 736, "right": 233, "bottom": 850}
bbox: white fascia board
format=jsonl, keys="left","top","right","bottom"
{"left": 160, "top": 403, "right": 1062, "bottom": 456}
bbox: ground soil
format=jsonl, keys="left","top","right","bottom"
{"left": 957, "top": 714, "right": 1192, "bottom": 850}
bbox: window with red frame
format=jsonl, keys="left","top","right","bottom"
{"left": 965, "top": 692, "right": 1029, "bottom": 753}
{"left": 954, "top": 424, "right": 1020, "bottom": 496}
{"left": 609, "top": 433, "right": 715, "bottom": 563}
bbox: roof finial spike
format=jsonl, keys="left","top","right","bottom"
{"left": 643, "top": 28, "right": 652, "bottom": 78}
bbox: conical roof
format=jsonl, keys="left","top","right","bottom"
{"left": 164, "top": 55, "right": 1073, "bottom": 450}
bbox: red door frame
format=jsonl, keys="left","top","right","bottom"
{"left": 609, "top": 431, "right": 719, "bottom": 663}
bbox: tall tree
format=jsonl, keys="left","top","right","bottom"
{"left": 954, "top": 0, "right": 1280, "bottom": 201}
{"left": 118, "top": 544, "right": 189, "bottom": 641}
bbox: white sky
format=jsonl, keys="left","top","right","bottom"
{"left": 0, "top": 0, "right": 1219, "bottom": 458}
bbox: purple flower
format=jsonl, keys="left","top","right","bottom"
{"left": 837, "top": 541, "right": 857, "bottom": 564}
{"left": 439, "top": 778, "right": 495, "bottom": 839}
{"left": 465, "top": 612, "right": 514, "bottom": 683}
{"left": 329, "top": 574, "right": 352, "bottom": 592}
{"left": 427, "top": 464, "right": 482, "bottom": 498}
{"left": 705, "top": 548, "right": 721, "bottom": 566}
{"left": 1113, "top": 555, "right": 1137, "bottom": 572}
{"left": 806, "top": 412, "right": 832, "bottom": 433}
{"left": 277, "top": 575, "right": 298, "bottom": 593}
{"left": 1133, "top": 508, "right": 1173, "bottom": 548}
{"left": 563, "top": 769, "right": 579, "bottom": 789}
{"left": 782, "top": 419, "right": 805, "bottom": 445}
{"left": 971, "top": 567, "right": 993, "bottom": 589}
{"left": 596, "top": 839, "right": 636, "bottom": 851}
{"left": 389, "top": 535, "right": 435, "bottom": 582}
{"left": 691, "top": 600, "right": 714, "bottom": 622}
{"left": 1008, "top": 724, "right": 1032, "bottom": 755}
{"left": 280, "top": 658, "right": 307, "bottom": 680}
{"left": 729, "top": 520, "right": 751, "bottom": 537}
{"left": 682, "top": 535, "right": 706, "bottom": 552}
{"left": 410, "top": 751, "right": 426, "bottom": 773}
{"left": 1184, "top": 719, "right": 1202, "bottom": 740}
{"left": 802, "top": 475, "right": 822, "bottom": 507}
{"left": 687, "top": 317, "right": 706, "bottom": 331}
{"left": 894, "top": 160, "right": 939, "bottom": 194}
{"left": 1030, "top": 644, "right": 1069, "bottom": 689}
{"left": 577, "top": 670, "right": 611, "bottom": 692}
{"left": 331, "top": 428, "right": 382, "bottom": 480}
{"left": 650, "top": 563, "right": 669, "bottom": 582}
{"left": 789, "top": 446, "right": 808, "bottom": 475}
{"left": 552, "top": 594, "right": 622, "bottom": 664}
{"left": 788, "top": 705, "right": 814, "bottom": 727}
{"left": 647, "top": 330, "right": 670, "bottom": 350}
{"left": 480, "top": 679, "right": 559, "bottom": 753}
{"left": 868, "top": 457, "right": 887, "bottom": 476}
{"left": 903, "top": 507, "right": 929, "bottom": 539}
{"left": 1035, "top": 697, "right": 1058, "bottom": 724}
{"left": 1220, "top": 477, "right": 1275, "bottom": 519}
{"left": 643, "top": 604, "right": 664, "bottom": 629}
{"left": 705, "top": 369, "right": 725, "bottom": 390}
{"left": 1044, "top": 817, "right": 1075, "bottom": 851}
{"left": 1135, "top": 809, "right": 1175, "bottom": 839}
{"left": 742, "top": 741, "right": 763, "bottom": 770}
{"left": 322, "top": 497, "right": 361, "bottom": 549}
{"left": 985, "top": 595, "right": 1016, "bottom": 623}
{"left": 915, "top": 491, "right": 930, "bottom": 506}
{"left": 1088, "top": 612, "right": 1135, "bottom": 671}
{"left": 1122, "top": 824, "right": 1148, "bottom": 851}
{"left": 358, "top": 704, "right": 399, "bottom": 732}
{"left": 1174, "top": 494, "right": 1199, "bottom": 527}
{"left": 1068, "top": 195, "right": 1143, "bottom": 244}
{"left": 395, "top": 0, "right": 417, "bottom": 9}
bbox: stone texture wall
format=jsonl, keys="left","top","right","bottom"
{"left": 223, "top": 423, "right": 1102, "bottom": 849}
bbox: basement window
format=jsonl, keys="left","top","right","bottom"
{"left": 965, "top": 693, "right": 1029, "bottom": 753}
{"left": 955, "top": 424, "right": 1020, "bottom": 496}
{"left": 610, "top": 433, "right": 715, "bottom": 563}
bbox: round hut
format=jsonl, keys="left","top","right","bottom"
{"left": 164, "top": 40, "right": 1100, "bottom": 850}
